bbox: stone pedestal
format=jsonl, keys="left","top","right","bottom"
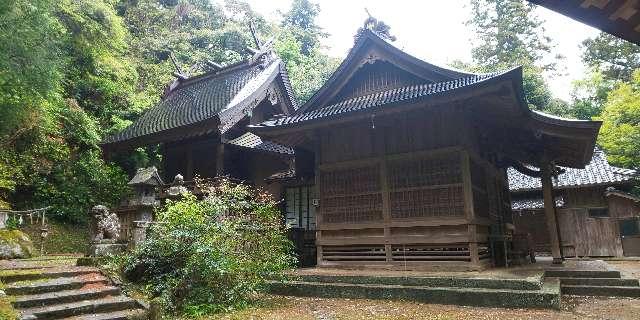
{"left": 88, "top": 239, "right": 127, "bottom": 257}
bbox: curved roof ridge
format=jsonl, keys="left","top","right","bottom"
{"left": 251, "top": 70, "right": 508, "bottom": 130}
{"left": 297, "top": 29, "right": 487, "bottom": 114}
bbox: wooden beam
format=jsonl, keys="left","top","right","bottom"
{"left": 216, "top": 143, "right": 225, "bottom": 176}
{"left": 541, "top": 161, "right": 564, "bottom": 264}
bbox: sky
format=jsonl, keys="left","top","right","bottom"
{"left": 242, "top": 0, "right": 601, "bottom": 101}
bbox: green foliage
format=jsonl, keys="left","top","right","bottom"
{"left": 275, "top": 30, "right": 338, "bottom": 103}
{"left": 569, "top": 71, "right": 616, "bottom": 120}
{"left": 280, "top": 0, "right": 326, "bottom": 55}
{"left": 275, "top": 0, "right": 337, "bottom": 104}
{"left": 466, "top": 0, "right": 563, "bottom": 114}
{"left": 0, "top": 0, "right": 132, "bottom": 221}
{"left": 569, "top": 33, "right": 640, "bottom": 120}
{"left": 467, "top": 0, "right": 562, "bottom": 73}
{"left": 122, "top": 179, "right": 295, "bottom": 316}
{"left": 597, "top": 70, "right": 640, "bottom": 169}
{"left": 582, "top": 33, "right": 640, "bottom": 83}
{"left": 21, "top": 218, "right": 89, "bottom": 254}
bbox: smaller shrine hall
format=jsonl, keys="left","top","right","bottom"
{"left": 251, "top": 23, "right": 602, "bottom": 270}
{"left": 101, "top": 44, "right": 297, "bottom": 196}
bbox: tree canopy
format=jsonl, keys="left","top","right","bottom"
{"left": 597, "top": 70, "right": 640, "bottom": 169}
{"left": 464, "top": 0, "right": 564, "bottom": 114}
{"left": 0, "top": 0, "right": 336, "bottom": 220}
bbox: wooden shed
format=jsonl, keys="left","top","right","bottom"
{"left": 510, "top": 150, "right": 638, "bottom": 257}
{"left": 252, "top": 25, "right": 602, "bottom": 270}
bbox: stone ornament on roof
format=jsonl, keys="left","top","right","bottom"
{"left": 355, "top": 10, "right": 397, "bottom": 44}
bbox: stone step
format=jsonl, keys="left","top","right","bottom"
{"left": 13, "top": 286, "right": 121, "bottom": 308}
{"left": 18, "top": 295, "right": 140, "bottom": 319}
{"left": 560, "top": 277, "right": 639, "bottom": 287}
{"left": 293, "top": 274, "right": 543, "bottom": 290}
{"left": 562, "top": 284, "right": 640, "bottom": 297}
{"left": 268, "top": 279, "right": 561, "bottom": 309}
{"left": 5, "top": 274, "right": 108, "bottom": 295}
{"left": 63, "top": 309, "right": 148, "bottom": 320}
{"left": 545, "top": 270, "right": 621, "bottom": 278}
{"left": 0, "top": 267, "right": 100, "bottom": 283}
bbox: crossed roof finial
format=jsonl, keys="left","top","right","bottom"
{"left": 356, "top": 8, "right": 397, "bottom": 43}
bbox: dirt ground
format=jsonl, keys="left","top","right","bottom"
{"left": 205, "top": 260, "right": 640, "bottom": 320}
{"left": 204, "top": 295, "right": 640, "bottom": 320}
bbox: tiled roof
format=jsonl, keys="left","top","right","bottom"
{"left": 511, "top": 197, "right": 565, "bottom": 210}
{"left": 128, "top": 166, "right": 163, "bottom": 186}
{"left": 508, "top": 149, "right": 637, "bottom": 192}
{"left": 265, "top": 168, "right": 297, "bottom": 182}
{"left": 252, "top": 72, "right": 501, "bottom": 129}
{"left": 227, "top": 132, "right": 293, "bottom": 155}
{"left": 103, "top": 56, "right": 293, "bottom": 146}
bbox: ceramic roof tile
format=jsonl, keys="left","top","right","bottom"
{"left": 103, "top": 57, "right": 294, "bottom": 146}
{"left": 508, "top": 149, "right": 637, "bottom": 192}
{"left": 252, "top": 72, "right": 501, "bottom": 129}
{"left": 511, "top": 197, "right": 565, "bottom": 210}
{"left": 227, "top": 132, "right": 293, "bottom": 155}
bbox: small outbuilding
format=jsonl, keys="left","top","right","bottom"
{"left": 510, "top": 150, "right": 638, "bottom": 257}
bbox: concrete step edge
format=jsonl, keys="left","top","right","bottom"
{"left": 0, "top": 267, "right": 100, "bottom": 283}
{"left": 19, "top": 296, "right": 139, "bottom": 319}
{"left": 560, "top": 277, "right": 639, "bottom": 286}
{"left": 12, "top": 286, "right": 120, "bottom": 308}
{"left": 293, "top": 274, "right": 543, "bottom": 290}
{"left": 268, "top": 280, "right": 560, "bottom": 309}
{"left": 5, "top": 276, "right": 108, "bottom": 295}
{"left": 545, "top": 270, "right": 621, "bottom": 278}
{"left": 561, "top": 284, "right": 640, "bottom": 297}
{"left": 63, "top": 308, "right": 148, "bottom": 320}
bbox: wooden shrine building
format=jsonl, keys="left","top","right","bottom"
{"left": 251, "top": 25, "right": 602, "bottom": 270}
{"left": 102, "top": 46, "right": 297, "bottom": 196}
{"left": 510, "top": 148, "right": 639, "bottom": 257}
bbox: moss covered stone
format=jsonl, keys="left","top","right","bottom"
{"left": 0, "top": 229, "right": 35, "bottom": 259}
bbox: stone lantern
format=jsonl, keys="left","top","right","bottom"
{"left": 127, "top": 167, "right": 163, "bottom": 247}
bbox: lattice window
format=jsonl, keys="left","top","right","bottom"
{"left": 390, "top": 186, "right": 464, "bottom": 219}
{"left": 322, "top": 194, "right": 383, "bottom": 223}
{"left": 320, "top": 165, "right": 380, "bottom": 197}
{"left": 387, "top": 154, "right": 462, "bottom": 189}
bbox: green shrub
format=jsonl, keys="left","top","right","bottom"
{"left": 122, "top": 178, "right": 295, "bottom": 316}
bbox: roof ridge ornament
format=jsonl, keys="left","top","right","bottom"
{"left": 354, "top": 9, "right": 397, "bottom": 44}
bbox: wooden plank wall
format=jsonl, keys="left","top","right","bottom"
{"left": 313, "top": 107, "right": 500, "bottom": 270}
{"left": 514, "top": 188, "right": 640, "bottom": 257}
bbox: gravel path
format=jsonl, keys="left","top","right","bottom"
{"left": 204, "top": 294, "right": 640, "bottom": 320}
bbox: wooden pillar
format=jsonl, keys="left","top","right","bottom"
{"left": 469, "top": 225, "right": 480, "bottom": 265}
{"left": 461, "top": 151, "right": 474, "bottom": 221}
{"left": 541, "top": 162, "right": 563, "bottom": 264}
{"left": 461, "top": 151, "right": 478, "bottom": 266}
{"left": 380, "top": 157, "right": 392, "bottom": 262}
{"left": 313, "top": 131, "right": 323, "bottom": 266}
{"left": 216, "top": 143, "right": 225, "bottom": 176}
{"left": 186, "top": 144, "right": 194, "bottom": 180}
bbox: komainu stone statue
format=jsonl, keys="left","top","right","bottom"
{"left": 91, "top": 205, "right": 121, "bottom": 242}
{"left": 87, "top": 205, "right": 126, "bottom": 257}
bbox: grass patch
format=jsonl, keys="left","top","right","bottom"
{"left": 21, "top": 220, "right": 89, "bottom": 254}
{"left": 0, "top": 280, "right": 18, "bottom": 320}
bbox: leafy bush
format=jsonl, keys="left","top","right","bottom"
{"left": 122, "top": 178, "right": 295, "bottom": 316}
